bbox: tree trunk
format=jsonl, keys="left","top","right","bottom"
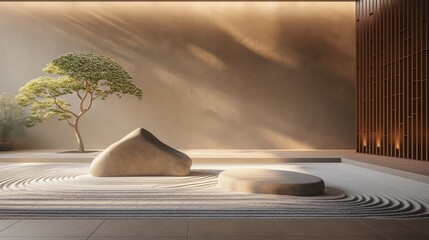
{"left": 73, "top": 123, "right": 85, "bottom": 152}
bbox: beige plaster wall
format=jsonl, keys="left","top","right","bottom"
{"left": 0, "top": 2, "right": 356, "bottom": 150}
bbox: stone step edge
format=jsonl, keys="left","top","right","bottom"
{"left": 0, "top": 157, "right": 341, "bottom": 163}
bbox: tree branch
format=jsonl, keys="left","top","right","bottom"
{"left": 92, "top": 94, "right": 101, "bottom": 100}
{"left": 92, "top": 88, "right": 107, "bottom": 100}
{"left": 66, "top": 119, "right": 74, "bottom": 127}
{"left": 80, "top": 81, "right": 89, "bottom": 113}
{"left": 53, "top": 97, "right": 78, "bottom": 118}
{"left": 75, "top": 90, "right": 83, "bottom": 100}
{"left": 84, "top": 92, "right": 94, "bottom": 112}
{"left": 79, "top": 95, "right": 86, "bottom": 113}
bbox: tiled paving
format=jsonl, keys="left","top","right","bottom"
{"left": 0, "top": 220, "right": 102, "bottom": 237}
{"left": 188, "top": 220, "right": 284, "bottom": 237}
{"left": 0, "top": 221, "right": 18, "bottom": 232}
{"left": 0, "top": 219, "right": 427, "bottom": 239}
{"left": 276, "top": 220, "right": 381, "bottom": 237}
{"left": 92, "top": 220, "right": 188, "bottom": 237}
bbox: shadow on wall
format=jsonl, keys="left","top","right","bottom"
{"left": 0, "top": 2, "right": 356, "bottom": 149}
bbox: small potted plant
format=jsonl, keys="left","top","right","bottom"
{"left": 0, "top": 93, "right": 27, "bottom": 151}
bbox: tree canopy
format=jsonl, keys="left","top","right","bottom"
{"left": 0, "top": 93, "right": 27, "bottom": 142}
{"left": 16, "top": 52, "right": 143, "bottom": 151}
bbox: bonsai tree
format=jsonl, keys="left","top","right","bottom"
{"left": 16, "top": 52, "right": 142, "bottom": 152}
{"left": 0, "top": 93, "right": 27, "bottom": 150}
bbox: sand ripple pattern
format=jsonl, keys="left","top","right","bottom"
{"left": 0, "top": 163, "right": 428, "bottom": 219}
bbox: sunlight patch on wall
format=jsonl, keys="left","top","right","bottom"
{"left": 187, "top": 44, "right": 226, "bottom": 71}
{"left": 152, "top": 65, "right": 239, "bottom": 120}
{"left": 219, "top": 23, "right": 299, "bottom": 69}
{"left": 254, "top": 126, "right": 313, "bottom": 149}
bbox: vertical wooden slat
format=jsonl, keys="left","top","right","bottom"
{"left": 408, "top": 0, "right": 412, "bottom": 159}
{"left": 364, "top": 2, "right": 372, "bottom": 153}
{"left": 356, "top": 0, "right": 359, "bottom": 153}
{"left": 416, "top": 0, "right": 421, "bottom": 161}
{"left": 385, "top": 0, "right": 389, "bottom": 156}
{"left": 367, "top": 0, "right": 370, "bottom": 153}
{"left": 419, "top": 0, "right": 422, "bottom": 159}
{"left": 358, "top": 0, "right": 362, "bottom": 152}
{"left": 405, "top": 0, "right": 408, "bottom": 158}
{"left": 412, "top": 0, "right": 416, "bottom": 160}
{"left": 374, "top": 0, "right": 383, "bottom": 154}
{"left": 360, "top": 0, "right": 362, "bottom": 153}
{"left": 423, "top": 1, "right": 429, "bottom": 161}
{"left": 391, "top": 0, "right": 395, "bottom": 157}
{"left": 364, "top": 0, "right": 367, "bottom": 153}
{"left": 359, "top": 0, "right": 362, "bottom": 153}
{"left": 396, "top": 0, "right": 400, "bottom": 157}
{"left": 384, "top": 0, "right": 387, "bottom": 155}
{"left": 370, "top": 0, "right": 372, "bottom": 153}
{"left": 359, "top": 0, "right": 366, "bottom": 153}
{"left": 408, "top": 0, "right": 416, "bottom": 161}
{"left": 399, "top": 2, "right": 407, "bottom": 158}
{"left": 418, "top": 1, "right": 427, "bottom": 159}
{"left": 357, "top": 0, "right": 359, "bottom": 153}
{"left": 388, "top": 0, "right": 392, "bottom": 156}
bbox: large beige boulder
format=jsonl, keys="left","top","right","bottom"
{"left": 90, "top": 128, "right": 192, "bottom": 177}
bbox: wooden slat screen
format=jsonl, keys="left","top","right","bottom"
{"left": 356, "top": 0, "right": 428, "bottom": 161}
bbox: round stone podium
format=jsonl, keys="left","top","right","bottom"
{"left": 218, "top": 169, "right": 325, "bottom": 196}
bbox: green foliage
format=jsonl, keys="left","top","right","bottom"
{"left": 0, "top": 93, "right": 27, "bottom": 142}
{"left": 16, "top": 52, "right": 143, "bottom": 151}
{"left": 43, "top": 52, "right": 142, "bottom": 100}
{"left": 15, "top": 76, "right": 78, "bottom": 126}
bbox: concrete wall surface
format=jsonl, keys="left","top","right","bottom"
{"left": 0, "top": 2, "right": 356, "bottom": 150}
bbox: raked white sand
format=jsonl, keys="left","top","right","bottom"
{"left": 0, "top": 162, "right": 428, "bottom": 219}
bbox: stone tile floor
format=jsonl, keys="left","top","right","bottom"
{"left": 0, "top": 219, "right": 428, "bottom": 240}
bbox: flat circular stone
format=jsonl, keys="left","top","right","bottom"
{"left": 218, "top": 169, "right": 325, "bottom": 196}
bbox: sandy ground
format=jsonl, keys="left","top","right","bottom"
{"left": 0, "top": 162, "right": 428, "bottom": 219}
